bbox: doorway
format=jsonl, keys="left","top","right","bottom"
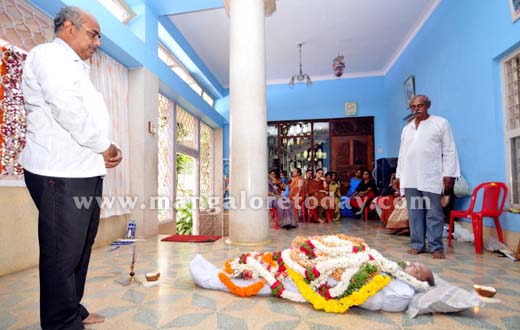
{"left": 175, "top": 152, "right": 198, "bottom": 234}
{"left": 330, "top": 117, "right": 374, "bottom": 194}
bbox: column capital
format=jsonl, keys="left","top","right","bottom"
{"left": 224, "top": 0, "right": 276, "bottom": 17}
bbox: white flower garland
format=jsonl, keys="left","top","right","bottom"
{"left": 308, "top": 254, "right": 371, "bottom": 297}
{"left": 310, "top": 238, "right": 357, "bottom": 256}
{"left": 328, "top": 267, "right": 359, "bottom": 298}
{"left": 284, "top": 247, "right": 373, "bottom": 298}
{"left": 286, "top": 240, "right": 430, "bottom": 292}
{"left": 368, "top": 249, "right": 430, "bottom": 291}
{"left": 245, "top": 255, "right": 307, "bottom": 303}
{"left": 282, "top": 249, "right": 306, "bottom": 275}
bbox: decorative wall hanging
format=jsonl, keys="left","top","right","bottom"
{"left": 332, "top": 54, "right": 346, "bottom": 77}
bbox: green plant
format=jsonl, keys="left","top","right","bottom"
{"left": 176, "top": 153, "right": 194, "bottom": 234}
{"left": 176, "top": 201, "right": 193, "bottom": 235}
{"left": 176, "top": 153, "right": 189, "bottom": 176}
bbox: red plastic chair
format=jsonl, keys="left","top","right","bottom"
{"left": 448, "top": 182, "right": 508, "bottom": 254}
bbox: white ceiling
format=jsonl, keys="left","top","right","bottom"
{"left": 169, "top": 0, "right": 439, "bottom": 88}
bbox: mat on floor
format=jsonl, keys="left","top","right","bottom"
{"left": 161, "top": 234, "right": 221, "bottom": 243}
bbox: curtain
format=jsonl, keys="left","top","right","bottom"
{"left": 90, "top": 51, "right": 131, "bottom": 218}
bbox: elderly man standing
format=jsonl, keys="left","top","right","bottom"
{"left": 20, "top": 6, "right": 122, "bottom": 329}
{"left": 396, "top": 95, "right": 459, "bottom": 259}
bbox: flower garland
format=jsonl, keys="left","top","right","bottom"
{"left": 290, "top": 235, "right": 430, "bottom": 292}
{"left": 243, "top": 254, "right": 306, "bottom": 302}
{"left": 368, "top": 249, "right": 429, "bottom": 291}
{"left": 311, "top": 237, "right": 365, "bottom": 256}
{"left": 282, "top": 248, "right": 306, "bottom": 275}
{"left": 287, "top": 267, "right": 391, "bottom": 313}
{"left": 0, "top": 46, "right": 27, "bottom": 176}
{"left": 0, "top": 47, "right": 6, "bottom": 173}
{"left": 221, "top": 250, "right": 306, "bottom": 302}
{"left": 220, "top": 234, "right": 431, "bottom": 312}
{"left": 328, "top": 267, "right": 358, "bottom": 298}
{"left": 218, "top": 272, "right": 266, "bottom": 297}
{"left": 224, "top": 259, "right": 234, "bottom": 274}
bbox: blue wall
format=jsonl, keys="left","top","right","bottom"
{"left": 384, "top": 0, "right": 520, "bottom": 231}
{"left": 217, "top": 77, "right": 387, "bottom": 160}
{"left": 266, "top": 77, "right": 388, "bottom": 157}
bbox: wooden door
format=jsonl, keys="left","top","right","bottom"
{"left": 330, "top": 117, "right": 374, "bottom": 194}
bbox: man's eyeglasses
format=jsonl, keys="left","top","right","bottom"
{"left": 410, "top": 103, "right": 426, "bottom": 110}
{"left": 81, "top": 26, "right": 101, "bottom": 41}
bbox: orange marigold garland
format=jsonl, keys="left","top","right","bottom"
{"left": 218, "top": 272, "right": 266, "bottom": 297}
{"left": 224, "top": 259, "right": 234, "bottom": 274}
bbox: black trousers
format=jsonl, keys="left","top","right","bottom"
{"left": 24, "top": 170, "right": 103, "bottom": 330}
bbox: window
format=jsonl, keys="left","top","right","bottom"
{"left": 97, "top": 0, "right": 135, "bottom": 24}
{"left": 157, "top": 98, "right": 215, "bottom": 227}
{"left": 158, "top": 44, "right": 214, "bottom": 107}
{"left": 176, "top": 106, "right": 199, "bottom": 150}
{"left": 200, "top": 122, "right": 214, "bottom": 209}
{"left": 503, "top": 51, "right": 520, "bottom": 206}
{"left": 202, "top": 91, "right": 215, "bottom": 107}
{"left": 158, "top": 95, "right": 173, "bottom": 222}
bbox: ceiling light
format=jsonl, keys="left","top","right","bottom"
{"left": 289, "top": 43, "right": 312, "bottom": 87}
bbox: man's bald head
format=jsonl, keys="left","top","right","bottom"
{"left": 53, "top": 6, "right": 101, "bottom": 61}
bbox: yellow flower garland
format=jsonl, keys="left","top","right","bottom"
{"left": 287, "top": 267, "right": 391, "bottom": 313}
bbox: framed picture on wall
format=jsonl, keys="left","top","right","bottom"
{"left": 403, "top": 74, "right": 415, "bottom": 108}
{"left": 510, "top": 0, "right": 520, "bottom": 22}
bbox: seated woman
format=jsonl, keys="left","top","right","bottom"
{"left": 327, "top": 171, "right": 341, "bottom": 221}
{"left": 268, "top": 169, "right": 297, "bottom": 229}
{"left": 373, "top": 175, "right": 400, "bottom": 225}
{"left": 350, "top": 169, "right": 378, "bottom": 217}
{"left": 386, "top": 199, "right": 409, "bottom": 235}
{"left": 346, "top": 169, "right": 362, "bottom": 197}
{"left": 341, "top": 169, "right": 362, "bottom": 218}
{"left": 306, "top": 168, "right": 327, "bottom": 223}
{"left": 190, "top": 234, "right": 434, "bottom": 313}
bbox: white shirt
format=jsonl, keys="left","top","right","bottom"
{"left": 19, "top": 38, "right": 111, "bottom": 178}
{"left": 396, "top": 115, "right": 460, "bottom": 194}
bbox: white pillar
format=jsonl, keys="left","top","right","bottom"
{"left": 227, "top": 0, "right": 272, "bottom": 244}
{"left": 128, "top": 67, "right": 159, "bottom": 238}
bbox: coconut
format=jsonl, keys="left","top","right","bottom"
{"left": 473, "top": 284, "right": 496, "bottom": 298}
{"left": 145, "top": 272, "right": 160, "bottom": 282}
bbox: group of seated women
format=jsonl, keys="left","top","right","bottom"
{"left": 268, "top": 167, "right": 342, "bottom": 228}
{"left": 269, "top": 166, "right": 413, "bottom": 227}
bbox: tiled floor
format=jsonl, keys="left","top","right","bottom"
{"left": 1, "top": 219, "right": 520, "bottom": 330}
